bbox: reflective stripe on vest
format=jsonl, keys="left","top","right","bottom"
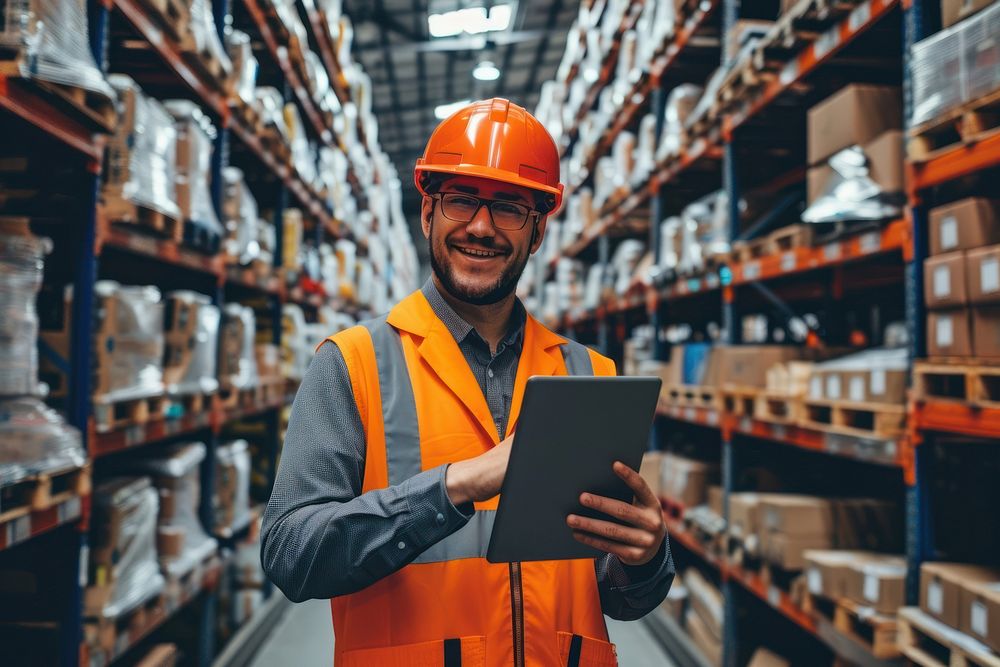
{"left": 366, "top": 319, "right": 594, "bottom": 564}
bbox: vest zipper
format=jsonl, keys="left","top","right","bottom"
{"left": 509, "top": 562, "right": 525, "bottom": 667}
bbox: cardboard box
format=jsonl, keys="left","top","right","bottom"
{"left": 708, "top": 486, "right": 724, "bottom": 516}
{"left": 928, "top": 198, "right": 1000, "bottom": 256}
{"left": 924, "top": 252, "right": 969, "bottom": 309}
{"left": 920, "top": 562, "right": 999, "bottom": 628}
{"left": 713, "top": 346, "right": 805, "bottom": 389}
{"left": 640, "top": 452, "right": 663, "bottom": 498}
{"left": 973, "top": 307, "right": 1000, "bottom": 358}
{"left": 748, "top": 648, "right": 791, "bottom": 667}
{"left": 760, "top": 495, "right": 834, "bottom": 537}
{"left": 685, "top": 607, "right": 723, "bottom": 667}
{"left": 686, "top": 568, "right": 724, "bottom": 639}
{"left": 927, "top": 309, "right": 973, "bottom": 358}
{"left": 834, "top": 499, "right": 901, "bottom": 552}
{"left": 805, "top": 550, "right": 872, "bottom": 600}
{"left": 762, "top": 532, "right": 834, "bottom": 570}
{"left": 967, "top": 245, "right": 1000, "bottom": 304}
{"left": 807, "top": 130, "right": 905, "bottom": 205}
{"left": 729, "top": 493, "right": 763, "bottom": 539}
{"left": 847, "top": 556, "right": 907, "bottom": 614}
{"left": 942, "top": 0, "right": 995, "bottom": 27}
{"left": 961, "top": 580, "right": 1000, "bottom": 654}
{"left": 865, "top": 368, "right": 908, "bottom": 404}
{"left": 660, "top": 454, "right": 720, "bottom": 507}
{"left": 807, "top": 85, "right": 902, "bottom": 166}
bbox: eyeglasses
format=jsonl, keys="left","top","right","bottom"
{"left": 434, "top": 193, "right": 536, "bottom": 231}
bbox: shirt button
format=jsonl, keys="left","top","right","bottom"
{"left": 397, "top": 541, "right": 406, "bottom": 550}
{"left": 436, "top": 513, "right": 445, "bottom": 525}
{"left": 488, "top": 368, "right": 494, "bottom": 378}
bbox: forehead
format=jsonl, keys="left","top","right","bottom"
{"left": 438, "top": 175, "right": 534, "bottom": 204}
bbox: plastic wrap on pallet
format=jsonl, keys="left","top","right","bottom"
{"left": 304, "top": 50, "right": 330, "bottom": 100}
{"left": 221, "top": 167, "right": 264, "bottom": 266}
{"left": 105, "top": 76, "right": 182, "bottom": 223}
{"left": 965, "top": 2, "right": 1000, "bottom": 100}
{"left": 91, "top": 476, "right": 166, "bottom": 619}
{"left": 220, "top": 304, "right": 258, "bottom": 391}
{"left": 683, "top": 190, "right": 730, "bottom": 262}
{"left": 281, "top": 304, "right": 311, "bottom": 381}
{"left": 282, "top": 209, "right": 303, "bottom": 274}
{"left": 254, "top": 87, "right": 291, "bottom": 143}
{"left": 612, "top": 239, "right": 646, "bottom": 295}
{"left": 0, "top": 228, "right": 51, "bottom": 397}
{"left": 226, "top": 30, "right": 258, "bottom": 108}
{"left": 121, "top": 442, "right": 218, "bottom": 579}
{"left": 284, "top": 104, "right": 316, "bottom": 186}
{"left": 658, "top": 217, "right": 682, "bottom": 272}
{"left": 164, "top": 291, "right": 219, "bottom": 396}
{"left": 164, "top": 101, "right": 223, "bottom": 240}
{"left": 802, "top": 145, "right": 905, "bottom": 223}
{"left": 214, "top": 439, "right": 250, "bottom": 536}
{"left": 0, "top": 397, "right": 83, "bottom": 487}
{"left": 335, "top": 239, "right": 357, "bottom": 299}
{"left": 93, "top": 281, "right": 165, "bottom": 402}
{"left": 0, "top": 0, "right": 115, "bottom": 101}
{"left": 910, "top": 23, "right": 964, "bottom": 128}
{"left": 272, "top": 0, "right": 309, "bottom": 57}
{"left": 632, "top": 114, "right": 658, "bottom": 187}
{"left": 188, "top": 0, "right": 232, "bottom": 77}
{"left": 657, "top": 84, "right": 702, "bottom": 161}
{"left": 556, "top": 258, "right": 586, "bottom": 319}
{"left": 685, "top": 66, "right": 727, "bottom": 134}
{"left": 583, "top": 263, "right": 606, "bottom": 311}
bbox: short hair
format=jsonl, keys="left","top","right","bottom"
{"left": 418, "top": 172, "right": 557, "bottom": 215}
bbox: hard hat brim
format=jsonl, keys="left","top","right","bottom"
{"left": 414, "top": 163, "right": 564, "bottom": 215}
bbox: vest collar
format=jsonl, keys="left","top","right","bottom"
{"left": 387, "top": 290, "right": 569, "bottom": 443}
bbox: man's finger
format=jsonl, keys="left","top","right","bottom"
{"left": 579, "top": 493, "right": 662, "bottom": 533}
{"left": 566, "top": 514, "right": 659, "bottom": 549}
{"left": 613, "top": 461, "right": 660, "bottom": 508}
{"left": 570, "top": 531, "right": 647, "bottom": 565}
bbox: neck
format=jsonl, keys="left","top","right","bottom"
{"left": 433, "top": 275, "right": 517, "bottom": 353}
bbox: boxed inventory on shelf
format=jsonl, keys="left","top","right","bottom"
{"left": 807, "top": 84, "right": 902, "bottom": 166}
{"left": 803, "top": 550, "right": 907, "bottom": 613}
{"left": 0, "top": 223, "right": 51, "bottom": 397}
{"left": 806, "top": 348, "right": 909, "bottom": 404}
{"left": 920, "top": 562, "right": 1000, "bottom": 631}
{"left": 658, "top": 452, "right": 720, "bottom": 508}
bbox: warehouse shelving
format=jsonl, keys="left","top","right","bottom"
{"left": 910, "top": 402, "right": 1000, "bottom": 441}
{"left": 906, "top": 132, "right": 1000, "bottom": 193}
{"left": 0, "top": 493, "right": 88, "bottom": 552}
{"left": 97, "top": 221, "right": 227, "bottom": 281}
{"left": 90, "top": 409, "right": 215, "bottom": 458}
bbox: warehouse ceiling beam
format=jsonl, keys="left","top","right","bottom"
{"left": 523, "top": 0, "right": 564, "bottom": 95}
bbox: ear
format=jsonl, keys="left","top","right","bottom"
{"left": 420, "top": 196, "right": 434, "bottom": 240}
{"left": 529, "top": 213, "right": 548, "bottom": 255}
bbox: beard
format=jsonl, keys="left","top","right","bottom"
{"left": 428, "top": 221, "right": 530, "bottom": 306}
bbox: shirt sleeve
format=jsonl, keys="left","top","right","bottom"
{"left": 260, "top": 342, "right": 474, "bottom": 602}
{"left": 595, "top": 534, "right": 676, "bottom": 620}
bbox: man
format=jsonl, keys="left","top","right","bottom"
{"left": 261, "top": 98, "right": 674, "bottom": 666}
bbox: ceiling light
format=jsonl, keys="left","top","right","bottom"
{"left": 473, "top": 61, "right": 501, "bottom": 81}
{"left": 435, "top": 99, "right": 471, "bottom": 119}
{"left": 428, "top": 4, "right": 513, "bottom": 38}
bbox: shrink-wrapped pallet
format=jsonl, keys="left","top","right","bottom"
{"left": 92, "top": 282, "right": 165, "bottom": 402}
{"left": 612, "top": 240, "right": 646, "bottom": 295}
{"left": 632, "top": 114, "right": 658, "bottom": 187}
{"left": 163, "top": 291, "right": 219, "bottom": 396}
{"left": 281, "top": 304, "right": 312, "bottom": 381}
{"left": 164, "top": 101, "right": 224, "bottom": 243}
{"left": 0, "top": 397, "right": 84, "bottom": 487}
{"left": 221, "top": 167, "right": 264, "bottom": 266}
{"left": 105, "top": 76, "right": 182, "bottom": 224}
{"left": 121, "top": 442, "right": 218, "bottom": 578}
{"left": 87, "top": 477, "right": 166, "bottom": 619}
{"left": 657, "top": 84, "right": 702, "bottom": 161}
{"left": 254, "top": 87, "right": 291, "bottom": 144}
{"left": 226, "top": 30, "right": 258, "bottom": 108}
{"left": 335, "top": 239, "right": 357, "bottom": 299}
{"left": 282, "top": 208, "right": 304, "bottom": 274}
{"left": 220, "top": 304, "right": 258, "bottom": 391}
{"left": 214, "top": 440, "right": 250, "bottom": 536}
{"left": 0, "top": 225, "right": 50, "bottom": 396}
{"left": 0, "top": 0, "right": 114, "bottom": 101}
{"left": 186, "top": 0, "right": 232, "bottom": 78}
{"left": 658, "top": 217, "right": 683, "bottom": 271}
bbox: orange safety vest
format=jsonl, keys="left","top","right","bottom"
{"left": 323, "top": 290, "right": 620, "bottom": 667}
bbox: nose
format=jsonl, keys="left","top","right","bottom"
{"left": 465, "top": 202, "right": 496, "bottom": 240}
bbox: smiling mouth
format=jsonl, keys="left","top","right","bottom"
{"left": 454, "top": 245, "right": 507, "bottom": 258}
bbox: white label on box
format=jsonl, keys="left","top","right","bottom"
{"left": 850, "top": 377, "right": 866, "bottom": 402}
{"left": 860, "top": 231, "right": 881, "bottom": 254}
{"left": 808, "top": 568, "right": 822, "bottom": 595}
{"left": 781, "top": 252, "right": 796, "bottom": 272}
{"left": 933, "top": 265, "right": 952, "bottom": 298}
{"left": 824, "top": 243, "right": 842, "bottom": 261}
{"left": 864, "top": 573, "right": 880, "bottom": 602}
{"left": 744, "top": 261, "right": 761, "bottom": 280}
{"left": 981, "top": 258, "right": 1000, "bottom": 294}
{"left": 826, "top": 375, "right": 842, "bottom": 399}
{"left": 810, "top": 376, "right": 823, "bottom": 399}
{"left": 928, "top": 581, "right": 944, "bottom": 614}
{"left": 849, "top": 0, "right": 872, "bottom": 31}
{"left": 814, "top": 28, "right": 840, "bottom": 59}
{"left": 871, "top": 369, "right": 887, "bottom": 396}
{"left": 780, "top": 61, "right": 798, "bottom": 86}
{"left": 768, "top": 586, "right": 781, "bottom": 606}
{"left": 940, "top": 217, "right": 959, "bottom": 250}
{"left": 972, "top": 600, "right": 988, "bottom": 637}
{"left": 937, "top": 316, "right": 954, "bottom": 347}
{"left": 707, "top": 410, "right": 719, "bottom": 426}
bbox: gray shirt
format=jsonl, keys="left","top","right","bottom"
{"left": 260, "top": 280, "right": 674, "bottom": 620}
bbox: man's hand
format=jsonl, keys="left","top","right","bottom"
{"left": 445, "top": 434, "right": 514, "bottom": 506}
{"left": 566, "top": 461, "right": 667, "bottom": 566}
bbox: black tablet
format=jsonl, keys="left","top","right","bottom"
{"left": 486, "top": 375, "right": 662, "bottom": 563}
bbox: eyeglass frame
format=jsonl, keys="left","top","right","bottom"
{"left": 431, "top": 192, "right": 541, "bottom": 231}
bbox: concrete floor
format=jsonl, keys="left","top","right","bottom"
{"left": 250, "top": 597, "right": 675, "bottom": 666}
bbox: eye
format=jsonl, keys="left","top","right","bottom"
{"left": 493, "top": 202, "right": 525, "bottom": 216}
{"left": 447, "top": 195, "right": 479, "bottom": 209}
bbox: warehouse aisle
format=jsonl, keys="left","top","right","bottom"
{"left": 250, "top": 598, "right": 676, "bottom": 666}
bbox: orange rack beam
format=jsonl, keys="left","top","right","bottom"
{"left": 908, "top": 131, "right": 1000, "bottom": 192}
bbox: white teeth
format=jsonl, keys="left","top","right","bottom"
{"left": 459, "top": 247, "right": 499, "bottom": 257}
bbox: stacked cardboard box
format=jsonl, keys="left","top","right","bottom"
{"left": 162, "top": 291, "right": 219, "bottom": 397}
{"left": 658, "top": 453, "right": 720, "bottom": 508}
{"left": 921, "top": 562, "right": 1000, "bottom": 653}
{"left": 214, "top": 440, "right": 251, "bottom": 537}
{"left": 683, "top": 568, "right": 724, "bottom": 666}
{"left": 804, "top": 550, "right": 907, "bottom": 613}
{"left": 925, "top": 198, "right": 1000, "bottom": 358}
{"left": 805, "top": 348, "right": 909, "bottom": 404}
{"left": 747, "top": 648, "right": 791, "bottom": 667}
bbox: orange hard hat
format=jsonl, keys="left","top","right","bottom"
{"left": 414, "top": 98, "right": 564, "bottom": 214}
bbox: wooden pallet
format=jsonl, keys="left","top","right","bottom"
{"left": 0, "top": 62, "right": 116, "bottom": 133}
{"left": 164, "top": 391, "right": 215, "bottom": 419}
{"left": 722, "top": 385, "right": 763, "bottom": 417}
{"left": 218, "top": 377, "right": 284, "bottom": 410}
{"left": 92, "top": 393, "right": 170, "bottom": 434}
{"left": 800, "top": 399, "right": 906, "bottom": 438}
{"left": 834, "top": 598, "right": 901, "bottom": 659}
{"left": 754, "top": 392, "right": 804, "bottom": 424}
{"left": 104, "top": 199, "right": 184, "bottom": 244}
{"left": 898, "top": 607, "right": 1000, "bottom": 667}
{"left": 768, "top": 223, "right": 815, "bottom": 254}
{"left": 908, "top": 89, "right": 1000, "bottom": 162}
{"left": 731, "top": 237, "right": 771, "bottom": 264}
{"left": 914, "top": 360, "right": 1000, "bottom": 408}
{"left": 137, "top": 0, "right": 191, "bottom": 43}
{"left": 85, "top": 587, "right": 168, "bottom": 661}
{"left": 663, "top": 384, "right": 720, "bottom": 409}
{"left": 0, "top": 463, "right": 91, "bottom": 523}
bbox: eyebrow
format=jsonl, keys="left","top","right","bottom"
{"left": 450, "top": 184, "right": 529, "bottom": 204}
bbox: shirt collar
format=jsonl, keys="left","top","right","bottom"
{"left": 421, "top": 278, "right": 526, "bottom": 350}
